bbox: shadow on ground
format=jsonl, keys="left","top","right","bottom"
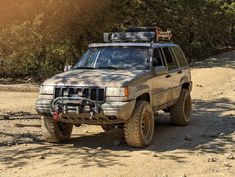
{"left": 0, "top": 97, "right": 234, "bottom": 168}
{"left": 191, "top": 50, "right": 235, "bottom": 69}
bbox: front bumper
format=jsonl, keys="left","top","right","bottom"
{"left": 36, "top": 96, "right": 135, "bottom": 124}
{"left": 36, "top": 99, "right": 52, "bottom": 116}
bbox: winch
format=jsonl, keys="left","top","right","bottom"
{"left": 51, "top": 96, "right": 104, "bottom": 121}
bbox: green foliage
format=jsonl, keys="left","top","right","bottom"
{"left": 112, "top": 0, "right": 235, "bottom": 58}
{"left": 0, "top": 0, "right": 234, "bottom": 79}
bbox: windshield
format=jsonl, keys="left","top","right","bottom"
{"left": 74, "top": 47, "right": 150, "bottom": 70}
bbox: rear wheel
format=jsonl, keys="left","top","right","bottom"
{"left": 170, "top": 89, "right": 192, "bottom": 126}
{"left": 124, "top": 101, "right": 154, "bottom": 148}
{"left": 41, "top": 116, "right": 73, "bottom": 142}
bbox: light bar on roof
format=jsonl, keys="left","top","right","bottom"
{"left": 104, "top": 32, "right": 155, "bottom": 43}
{"left": 103, "top": 27, "right": 172, "bottom": 43}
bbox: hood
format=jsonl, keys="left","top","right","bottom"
{"left": 43, "top": 69, "right": 151, "bottom": 87}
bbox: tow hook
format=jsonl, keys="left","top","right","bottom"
{"left": 53, "top": 104, "right": 63, "bottom": 121}
{"left": 53, "top": 112, "right": 60, "bottom": 121}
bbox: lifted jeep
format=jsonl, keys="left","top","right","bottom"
{"left": 36, "top": 27, "right": 192, "bottom": 147}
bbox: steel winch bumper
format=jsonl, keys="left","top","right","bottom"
{"left": 51, "top": 96, "right": 105, "bottom": 121}
{"left": 36, "top": 96, "right": 136, "bottom": 125}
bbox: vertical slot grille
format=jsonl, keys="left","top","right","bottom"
{"left": 54, "top": 87, "right": 105, "bottom": 102}
{"left": 98, "top": 89, "right": 104, "bottom": 101}
{"left": 83, "top": 88, "right": 89, "bottom": 98}
{"left": 91, "top": 89, "right": 97, "bottom": 100}
{"left": 55, "top": 88, "right": 60, "bottom": 98}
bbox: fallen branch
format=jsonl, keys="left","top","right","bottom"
{"left": 14, "top": 123, "right": 41, "bottom": 128}
{"left": 0, "top": 114, "right": 40, "bottom": 120}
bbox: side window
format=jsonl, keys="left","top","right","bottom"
{"left": 153, "top": 48, "right": 164, "bottom": 66}
{"left": 171, "top": 46, "right": 188, "bottom": 67}
{"left": 162, "top": 47, "right": 178, "bottom": 70}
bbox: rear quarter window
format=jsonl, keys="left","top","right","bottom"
{"left": 171, "top": 46, "right": 188, "bottom": 67}
{"left": 162, "top": 47, "right": 178, "bottom": 70}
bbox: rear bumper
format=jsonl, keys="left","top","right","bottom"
{"left": 36, "top": 98, "right": 135, "bottom": 123}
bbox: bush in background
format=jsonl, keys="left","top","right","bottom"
{"left": 0, "top": 0, "right": 234, "bottom": 79}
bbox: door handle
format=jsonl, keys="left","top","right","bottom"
{"left": 177, "top": 70, "right": 183, "bottom": 74}
{"left": 166, "top": 74, "right": 171, "bottom": 78}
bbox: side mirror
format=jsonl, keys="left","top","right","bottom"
{"left": 64, "top": 65, "right": 72, "bottom": 72}
{"left": 154, "top": 66, "right": 167, "bottom": 75}
{"left": 187, "top": 57, "right": 192, "bottom": 65}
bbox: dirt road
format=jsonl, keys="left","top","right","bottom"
{"left": 0, "top": 51, "right": 234, "bottom": 177}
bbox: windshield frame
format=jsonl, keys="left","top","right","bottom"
{"left": 73, "top": 46, "right": 152, "bottom": 71}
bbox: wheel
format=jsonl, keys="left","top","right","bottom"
{"left": 101, "top": 125, "right": 116, "bottom": 132}
{"left": 124, "top": 101, "right": 154, "bottom": 148}
{"left": 170, "top": 89, "right": 192, "bottom": 126}
{"left": 41, "top": 116, "right": 73, "bottom": 142}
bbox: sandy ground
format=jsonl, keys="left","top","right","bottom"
{"left": 0, "top": 92, "right": 38, "bottom": 115}
{"left": 0, "top": 51, "right": 235, "bottom": 177}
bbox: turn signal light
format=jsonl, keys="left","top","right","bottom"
{"left": 124, "top": 87, "right": 129, "bottom": 97}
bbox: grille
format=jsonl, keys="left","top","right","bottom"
{"left": 55, "top": 87, "right": 105, "bottom": 102}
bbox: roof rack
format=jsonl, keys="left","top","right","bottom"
{"left": 104, "top": 27, "right": 172, "bottom": 43}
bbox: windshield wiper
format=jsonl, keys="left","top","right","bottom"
{"left": 73, "top": 66, "right": 95, "bottom": 70}
{"left": 96, "top": 66, "right": 125, "bottom": 70}
{"left": 74, "top": 66, "right": 126, "bottom": 70}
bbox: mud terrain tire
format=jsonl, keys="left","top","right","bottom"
{"left": 41, "top": 116, "right": 73, "bottom": 142}
{"left": 124, "top": 101, "right": 154, "bottom": 148}
{"left": 170, "top": 89, "right": 192, "bottom": 126}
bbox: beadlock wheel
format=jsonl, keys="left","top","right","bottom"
{"left": 170, "top": 89, "right": 192, "bottom": 126}
{"left": 124, "top": 101, "right": 155, "bottom": 148}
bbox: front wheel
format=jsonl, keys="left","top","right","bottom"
{"left": 124, "top": 101, "right": 155, "bottom": 148}
{"left": 170, "top": 89, "right": 192, "bottom": 126}
{"left": 41, "top": 116, "right": 73, "bottom": 142}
